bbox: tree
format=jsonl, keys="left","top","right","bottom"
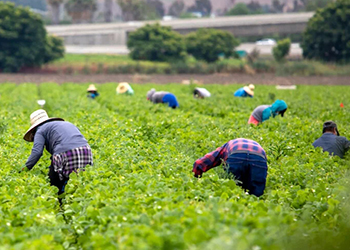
{"left": 65, "top": 0, "right": 97, "bottom": 24}
{"left": 147, "top": 0, "right": 164, "bottom": 18}
{"left": 186, "top": 29, "right": 240, "bottom": 62}
{"left": 272, "top": 0, "right": 285, "bottom": 13}
{"left": 47, "top": 0, "right": 63, "bottom": 25}
{"left": 247, "top": 0, "right": 263, "bottom": 14}
{"left": 226, "top": 3, "right": 250, "bottom": 16}
{"left": 302, "top": 0, "right": 333, "bottom": 11}
{"left": 0, "top": 2, "right": 64, "bottom": 72}
{"left": 127, "top": 23, "right": 186, "bottom": 61}
{"left": 104, "top": 0, "right": 113, "bottom": 22}
{"left": 187, "top": 0, "right": 212, "bottom": 16}
{"left": 301, "top": 0, "right": 350, "bottom": 62}
{"left": 168, "top": 0, "right": 185, "bottom": 17}
{"left": 272, "top": 38, "right": 291, "bottom": 62}
{"left": 118, "top": 0, "right": 159, "bottom": 21}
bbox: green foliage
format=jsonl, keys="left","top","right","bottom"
{"left": 1, "top": 83, "right": 350, "bottom": 249}
{"left": 226, "top": 3, "right": 250, "bottom": 16}
{"left": 0, "top": 0, "right": 47, "bottom": 10}
{"left": 273, "top": 38, "right": 291, "bottom": 62}
{"left": 187, "top": 0, "right": 212, "bottom": 16}
{"left": 65, "top": 0, "right": 96, "bottom": 12}
{"left": 43, "top": 36, "right": 65, "bottom": 64}
{"left": 118, "top": 0, "right": 160, "bottom": 21}
{"left": 0, "top": 2, "right": 64, "bottom": 72}
{"left": 168, "top": 0, "right": 185, "bottom": 17}
{"left": 186, "top": 29, "right": 240, "bottom": 62}
{"left": 127, "top": 23, "right": 186, "bottom": 62}
{"left": 302, "top": 0, "right": 350, "bottom": 62}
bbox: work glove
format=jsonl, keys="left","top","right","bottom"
{"left": 18, "top": 165, "right": 29, "bottom": 173}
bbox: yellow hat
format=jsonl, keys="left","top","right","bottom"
{"left": 87, "top": 84, "right": 97, "bottom": 92}
{"left": 116, "top": 82, "right": 130, "bottom": 94}
{"left": 24, "top": 109, "right": 64, "bottom": 142}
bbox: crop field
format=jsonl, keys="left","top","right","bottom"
{"left": 0, "top": 83, "right": 350, "bottom": 250}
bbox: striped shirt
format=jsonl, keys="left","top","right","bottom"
{"left": 193, "top": 138, "right": 266, "bottom": 176}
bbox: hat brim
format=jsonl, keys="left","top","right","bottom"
{"left": 117, "top": 86, "right": 128, "bottom": 94}
{"left": 243, "top": 86, "right": 254, "bottom": 96}
{"left": 24, "top": 117, "right": 64, "bottom": 142}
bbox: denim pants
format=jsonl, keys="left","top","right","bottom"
{"left": 226, "top": 152, "right": 268, "bottom": 197}
{"left": 48, "top": 165, "right": 69, "bottom": 195}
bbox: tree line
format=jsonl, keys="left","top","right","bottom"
{"left": 0, "top": 0, "right": 335, "bottom": 25}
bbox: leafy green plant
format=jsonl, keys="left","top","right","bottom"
{"left": 186, "top": 29, "right": 240, "bottom": 62}
{"left": 0, "top": 2, "right": 64, "bottom": 72}
{"left": 273, "top": 38, "right": 291, "bottom": 62}
{"left": 302, "top": 0, "right": 350, "bottom": 62}
{"left": 127, "top": 23, "right": 187, "bottom": 62}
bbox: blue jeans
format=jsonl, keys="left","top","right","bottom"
{"left": 226, "top": 152, "right": 268, "bottom": 197}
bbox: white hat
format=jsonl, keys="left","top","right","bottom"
{"left": 194, "top": 87, "right": 211, "bottom": 98}
{"left": 87, "top": 84, "right": 97, "bottom": 92}
{"left": 243, "top": 84, "right": 255, "bottom": 96}
{"left": 23, "top": 109, "right": 64, "bottom": 142}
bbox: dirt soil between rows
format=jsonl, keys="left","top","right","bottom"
{"left": 0, "top": 73, "right": 349, "bottom": 85}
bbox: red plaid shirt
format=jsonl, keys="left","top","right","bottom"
{"left": 193, "top": 138, "right": 266, "bottom": 176}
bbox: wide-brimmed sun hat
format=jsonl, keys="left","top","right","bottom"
{"left": 116, "top": 82, "right": 129, "bottom": 94}
{"left": 87, "top": 84, "right": 97, "bottom": 92}
{"left": 243, "top": 84, "right": 255, "bottom": 96}
{"left": 23, "top": 109, "right": 64, "bottom": 142}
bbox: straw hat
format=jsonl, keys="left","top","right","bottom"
{"left": 116, "top": 82, "right": 130, "bottom": 94}
{"left": 243, "top": 84, "right": 255, "bottom": 96}
{"left": 87, "top": 84, "right": 97, "bottom": 92}
{"left": 23, "top": 109, "right": 64, "bottom": 142}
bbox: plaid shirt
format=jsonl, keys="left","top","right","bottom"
{"left": 193, "top": 138, "right": 266, "bottom": 176}
{"left": 52, "top": 145, "right": 93, "bottom": 180}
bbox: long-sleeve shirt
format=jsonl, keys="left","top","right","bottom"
{"left": 234, "top": 87, "right": 251, "bottom": 97}
{"left": 25, "top": 121, "right": 88, "bottom": 169}
{"left": 313, "top": 133, "right": 350, "bottom": 158}
{"left": 251, "top": 105, "right": 270, "bottom": 122}
{"left": 193, "top": 138, "right": 266, "bottom": 176}
{"left": 151, "top": 91, "right": 169, "bottom": 103}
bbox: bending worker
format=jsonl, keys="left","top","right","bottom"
{"left": 117, "top": 82, "right": 134, "bottom": 95}
{"left": 22, "top": 109, "right": 93, "bottom": 196}
{"left": 193, "top": 87, "right": 211, "bottom": 99}
{"left": 234, "top": 84, "right": 255, "bottom": 98}
{"left": 147, "top": 88, "right": 179, "bottom": 109}
{"left": 192, "top": 138, "right": 268, "bottom": 197}
{"left": 313, "top": 121, "right": 350, "bottom": 158}
{"left": 248, "top": 100, "right": 287, "bottom": 125}
{"left": 87, "top": 84, "right": 99, "bottom": 99}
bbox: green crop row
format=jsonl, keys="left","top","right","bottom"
{"left": 0, "top": 83, "right": 349, "bottom": 249}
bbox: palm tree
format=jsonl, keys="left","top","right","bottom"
{"left": 104, "top": 0, "right": 113, "bottom": 22}
{"left": 65, "top": 0, "right": 97, "bottom": 24}
{"left": 47, "top": 0, "right": 64, "bottom": 25}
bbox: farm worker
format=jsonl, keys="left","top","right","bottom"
{"left": 193, "top": 138, "right": 268, "bottom": 197}
{"left": 147, "top": 88, "right": 179, "bottom": 109}
{"left": 234, "top": 84, "right": 255, "bottom": 98}
{"left": 313, "top": 121, "right": 350, "bottom": 158}
{"left": 22, "top": 109, "right": 93, "bottom": 195}
{"left": 87, "top": 84, "right": 99, "bottom": 99}
{"left": 248, "top": 100, "right": 287, "bottom": 125}
{"left": 116, "top": 82, "right": 134, "bottom": 95}
{"left": 193, "top": 87, "right": 211, "bottom": 99}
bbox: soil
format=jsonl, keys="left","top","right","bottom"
{"left": 0, "top": 73, "right": 349, "bottom": 85}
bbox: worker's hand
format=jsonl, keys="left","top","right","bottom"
{"left": 18, "top": 165, "right": 29, "bottom": 173}
{"left": 193, "top": 167, "right": 203, "bottom": 178}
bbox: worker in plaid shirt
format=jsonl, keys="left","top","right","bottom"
{"left": 193, "top": 138, "right": 268, "bottom": 197}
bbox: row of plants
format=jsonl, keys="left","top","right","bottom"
{"left": 0, "top": 83, "right": 350, "bottom": 249}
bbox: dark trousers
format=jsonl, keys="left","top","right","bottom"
{"left": 48, "top": 166, "right": 69, "bottom": 195}
{"left": 226, "top": 152, "right": 268, "bottom": 197}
